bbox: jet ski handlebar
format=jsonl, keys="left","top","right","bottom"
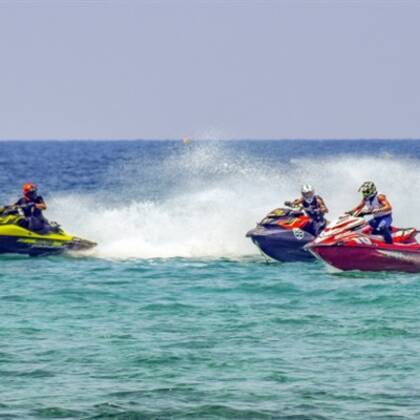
{"left": 283, "top": 202, "right": 309, "bottom": 216}
{"left": 0, "top": 204, "right": 32, "bottom": 217}
{"left": 342, "top": 210, "right": 373, "bottom": 218}
{"left": 0, "top": 205, "right": 20, "bottom": 216}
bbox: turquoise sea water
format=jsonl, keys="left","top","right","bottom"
{"left": 1, "top": 140, "right": 420, "bottom": 418}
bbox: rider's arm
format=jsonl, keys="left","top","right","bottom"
{"left": 348, "top": 200, "right": 365, "bottom": 215}
{"left": 13, "top": 198, "right": 24, "bottom": 208}
{"left": 35, "top": 197, "right": 47, "bottom": 211}
{"left": 292, "top": 198, "right": 303, "bottom": 207}
{"left": 373, "top": 194, "right": 392, "bottom": 215}
{"left": 316, "top": 196, "right": 328, "bottom": 214}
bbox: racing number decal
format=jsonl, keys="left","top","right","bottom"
{"left": 293, "top": 228, "right": 305, "bottom": 240}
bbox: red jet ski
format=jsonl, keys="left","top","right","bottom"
{"left": 306, "top": 215, "right": 420, "bottom": 273}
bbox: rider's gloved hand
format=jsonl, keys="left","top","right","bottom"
{"left": 284, "top": 201, "right": 293, "bottom": 207}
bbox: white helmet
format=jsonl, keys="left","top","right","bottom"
{"left": 301, "top": 184, "right": 315, "bottom": 203}
{"left": 301, "top": 184, "right": 314, "bottom": 194}
{"left": 300, "top": 184, "right": 315, "bottom": 203}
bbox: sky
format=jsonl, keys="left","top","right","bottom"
{"left": 0, "top": 0, "right": 419, "bottom": 140}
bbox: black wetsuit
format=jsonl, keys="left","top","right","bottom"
{"left": 15, "top": 196, "right": 47, "bottom": 232}
{"left": 302, "top": 196, "right": 326, "bottom": 236}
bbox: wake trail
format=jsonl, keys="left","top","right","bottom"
{"left": 47, "top": 144, "right": 420, "bottom": 259}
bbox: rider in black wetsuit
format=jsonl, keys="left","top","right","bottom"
{"left": 14, "top": 183, "right": 48, "bottom": 232}
{"left": 289, "top": 184, "right": 328, "bottom": 236}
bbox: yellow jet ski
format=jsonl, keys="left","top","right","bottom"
{"left": 0, "top": 206, "right": 97, "bottom": 257}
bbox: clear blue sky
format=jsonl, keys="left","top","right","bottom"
{"left": 0, "top": 0, "right": 419, "bottom": 140}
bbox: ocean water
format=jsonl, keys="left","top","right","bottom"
{"left": 1, "top": 140, "right": 420, "bottom": 419}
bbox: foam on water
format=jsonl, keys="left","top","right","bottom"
{"left": 47, "top": 143, "right": 420, "bottom": 259}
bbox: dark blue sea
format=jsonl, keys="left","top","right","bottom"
{"left": 1, "top": 140, "right": 420, "bottom": 419}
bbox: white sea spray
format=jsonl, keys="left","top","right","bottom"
{"left": 47, "top": 143, "right": 420, "bottom": 259}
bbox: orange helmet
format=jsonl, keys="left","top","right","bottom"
{"left": 23, "top": 183, "right": 37, "bottom": 197}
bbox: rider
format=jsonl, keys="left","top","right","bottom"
{"left": 347, "top": 181, "right": 393, "bottom": 244}
{"left": 14, "top": 183, "right": 48, "bottom": 232}
{"left": 286, "top": 184, "right": 328, "bottom": 236}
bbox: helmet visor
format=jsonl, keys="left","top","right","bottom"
{"left": 360, "top": 185, "right": 375, "bottom": 198}
{"left": 361, "top": 190, "right": 373, "bottom": 198}
{"left": 302, "top": 191, "right": 314, "bottom": 200}
{"left": 26, "top": 188, "right": 37, "bottom": 198}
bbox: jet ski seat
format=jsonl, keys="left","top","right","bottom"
{"left": 392, "top": 228, "right": 418, "bottom": 244}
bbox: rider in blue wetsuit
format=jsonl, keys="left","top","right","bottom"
{"left": 347, "top": 181, "right": 393, "bottom": 244}
{"left": 286, "top": 184, "right": 329, "bottom": 236}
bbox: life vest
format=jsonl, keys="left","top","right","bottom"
{"left": 302, "top": 195, "right": 324, "bottom": 221}
{"left": 16, "top": 195, "right": 44, "bottom": 218}
{"left": 364, "top": 193, "right": 392, "bottom": 218}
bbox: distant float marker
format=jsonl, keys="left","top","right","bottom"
{"left": 182, "top": 137, "right": 192, "bottom": 145}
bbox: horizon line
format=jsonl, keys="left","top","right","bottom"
{"left": 1, "top": 138, "right": 420, "bottom": 142}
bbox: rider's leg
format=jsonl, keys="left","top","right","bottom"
{"left": 368, "top": 218, "right": 380, "bottom": 234}
{"left": 305, "top": 221, "right": 317, "bottom": 237}
{"left": 377, "top": 216, "right": 393, "bottom": 244}
{"left": 28, "top": 216, "right": 47, "bottom": 233}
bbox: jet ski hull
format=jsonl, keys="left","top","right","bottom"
{"left": 0, "top": 224, "right": 96, "bottom": 257}
{"left": 309, "top": 245, "right": 420, "bottom": 273}
{"left": 247, "top": 226, "right": 315, "bottom": 262}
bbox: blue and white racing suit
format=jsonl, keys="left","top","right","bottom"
{"left": 364, "top": 194, "right": 393, "bottom": 244}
